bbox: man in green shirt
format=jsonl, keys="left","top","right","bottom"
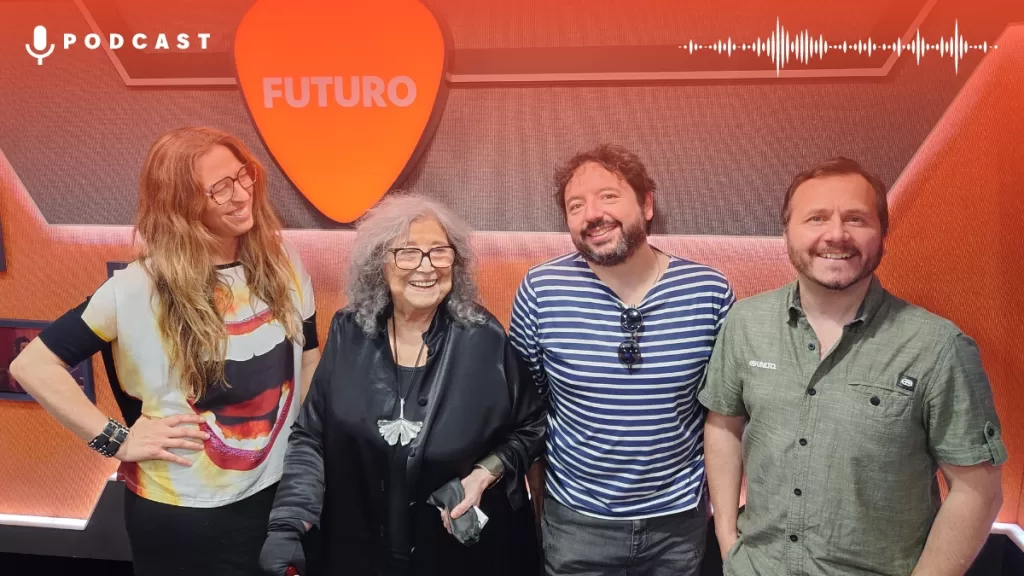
{"left": 698, "top": 157, "right": 1007, "bottom": 576}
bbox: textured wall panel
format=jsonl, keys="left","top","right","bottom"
{"left": 0, "top": 0, "right": 1016, "bottom": 233}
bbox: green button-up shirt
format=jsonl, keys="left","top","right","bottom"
{"left": 697, "top": 276, "right": 1008, "bottom": 576}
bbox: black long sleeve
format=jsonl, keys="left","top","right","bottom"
{"left": 267, "top": 313, "right": 341, "bottom": 530}
{"left": 489, "top": 334, "right": 547, "bottom": 511}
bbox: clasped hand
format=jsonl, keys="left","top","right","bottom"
{"left": 440, "top": 467, "right": 498, "bottom": 533}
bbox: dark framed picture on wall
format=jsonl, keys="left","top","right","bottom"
{"left": 0, "top": 319, "right": 95, "bottom": 403}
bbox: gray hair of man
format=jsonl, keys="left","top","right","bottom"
{"left": 345, "top": 192, "right": 487, "bottom": 336}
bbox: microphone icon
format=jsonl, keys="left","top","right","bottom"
{"left": 26, "top": 25, "right": 55, "bottom": 65}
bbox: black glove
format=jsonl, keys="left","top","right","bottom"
{"left": 259, "top": 518, "right": 307, "bottom": 576}
{"left": 427, "top": 477, "right": 483, "bottom": 546}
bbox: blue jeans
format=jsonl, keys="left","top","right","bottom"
{"left": 542, "top": 495, "right": 707, "bottom": 576}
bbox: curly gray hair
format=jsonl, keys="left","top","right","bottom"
{"left": 346, "top": 192, "right": 486, "bottom": 335}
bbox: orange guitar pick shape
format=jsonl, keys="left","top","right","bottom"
{"left": 234, "top": 0, "right": 449, "bottom": 223}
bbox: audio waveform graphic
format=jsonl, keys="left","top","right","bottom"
{"left": 678, "top": 19, "right": 997, "bottom": 76}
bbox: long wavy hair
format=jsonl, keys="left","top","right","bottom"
{"left": 134, "top": 127, "right": 303, "bottom": 400}
{"left": 346, "top": 192, "right": 485, "bottom": 335}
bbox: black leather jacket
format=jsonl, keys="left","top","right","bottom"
{"left": 267, "top": 302, "right": 546, "bottom": 574}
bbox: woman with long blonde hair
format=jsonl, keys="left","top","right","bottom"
{"left": 12, "top": 126, "right": 322, "bottom": 576}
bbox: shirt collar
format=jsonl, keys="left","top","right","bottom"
{"left": 378, "top": 295, "right": 452, "bottom": 348}
{"left": 787, "top": 275, "right": 887, "bottom": 328}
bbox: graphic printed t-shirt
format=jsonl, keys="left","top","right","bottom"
{"left": 40, "top": 243, "right": 318, "bottom": 508}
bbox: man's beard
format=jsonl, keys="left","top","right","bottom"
{"left": 572, "top": 216, "right": 647, "bottom": 266}
{"left": 788, "top": 241, "right": 883, "bottom": 291}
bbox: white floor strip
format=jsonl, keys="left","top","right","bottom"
{"left": 0, "top": 514, "right": 88, "bottom": 530}
{"left": 991, "top": 522, "right": 1024, "bottom": 551}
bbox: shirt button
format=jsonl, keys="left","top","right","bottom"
{"left": 807, "top": 388, "right": 817, "bottom": 396}
{"left": 808, "top": 343, "right": 816, "bottom": 351}
{"left": 794, "top": 488, "right": 802, "bottom": 496}
{"left": 870, "top": 396, "right": 881, "bottom": 406}
{"left": 790, "top": 534, "right": 799, "bottom": 542}
{"left": 418, "top": 397, "right": 428, "bottom": 407}
{"left": 799, "top": 438, "right": 808, "bottom": 446}
{"left": 988, "top": 428, "right": 996, "bottom": 437}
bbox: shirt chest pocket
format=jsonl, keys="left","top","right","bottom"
{"left": 843, "top": 380, "right": 925, "bottom": 462}
{"left": 846, "top": 380, "right": 915, "bottom": 421}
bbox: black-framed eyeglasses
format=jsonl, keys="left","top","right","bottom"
{"left": 618, "top": 307, "right": 643, "bottom": 368}
{"left": 388, "top": 246, "right": 457, "bottom": 270}
{"left": 206, "top": 164, "right": 256, "bottom": 205}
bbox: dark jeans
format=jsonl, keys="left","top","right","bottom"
{"left": 123, "top": 483, "right": 278, "bottom": 576}
{"left": 542, "top": 495, "right": 707, "bottom": 576}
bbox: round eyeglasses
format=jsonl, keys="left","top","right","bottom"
{"left": 618, "top": 307, "right": 643, "bottom": 368}
{"left": 206, "top": 164, "right": 256, "bottom": 205}
{"left": 388, "top": 246, "right": 457, "bottom": 270}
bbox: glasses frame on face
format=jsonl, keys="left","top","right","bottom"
{"left": 387, "top": 246, "right": 457, "bottom": 271}
{"left": 206, "top": 163, "right": 257, "bottom": 205}
{"left": 618, "top": 307, "right": 643, "bottom": 369}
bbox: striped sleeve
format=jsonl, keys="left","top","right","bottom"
{"left": 716, "top": 277, "right": 737, "bottom": 333}
{"left": 697, "top": 306, "right": 747, "bottom": 418}
{"left": 508, "top": 272, "right": 549, "bottom": 399}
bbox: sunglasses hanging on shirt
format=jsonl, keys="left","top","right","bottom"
{"left": 618, "top": 307, "right": 643, "bottom": 370}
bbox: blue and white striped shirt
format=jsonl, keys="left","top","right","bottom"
{"left": 509, "top": 251, "right": 734, "bottom": 519}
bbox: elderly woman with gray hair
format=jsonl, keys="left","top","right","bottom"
{"left": 259, "top": 194, "right": 545, "bottom": 576}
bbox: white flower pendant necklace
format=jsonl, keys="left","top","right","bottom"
{"left": 377, "top": 315, "right": 426, "bottom": 447}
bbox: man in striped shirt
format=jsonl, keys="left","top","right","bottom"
{"left": 510, "top": 144, "right": 735, "bottom": 575}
